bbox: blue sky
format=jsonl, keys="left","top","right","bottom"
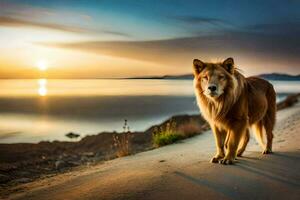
{"left": 7, "top": 0, "right": 300, "bottom": 39}
{"left": 0, "top": 0, "right": 299, "bottom": 78}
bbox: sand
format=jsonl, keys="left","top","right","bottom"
{"left": 3, "top": 103, "right": 300, "bottom": 200}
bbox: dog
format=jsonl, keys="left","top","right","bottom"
{"left": 193, "top": 58, "right": 276, "bottom": 164}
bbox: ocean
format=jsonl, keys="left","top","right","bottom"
{"left": 0, "top": 79, "right": 299, "bottom": 143}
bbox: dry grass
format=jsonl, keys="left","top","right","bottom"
{"left": 177, "top": 121, "right": 203, "bottom": 138}
{"left": 113, "top": 119, "right": 131, "bottom": 157}
{"left": 113, "top": 133, "right": 130, "bottom": 157}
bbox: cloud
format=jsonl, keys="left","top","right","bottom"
{"left": 0, "top": 1, "right": 92, "bottom": 21}
{"left": 173, "top": 16, "right": 227, "bottom": 26}
{"left": 171, "top": 15, "right": 238, "bottom": 32}
{"left": 0, "top": 1, "right": 57, "bottom": 19}
{"left": 37, "top": 30, "right": 300, "bottom": 62}
{"left": 98, "top": 30, "right": 132, "bottom": 38}
{"left": 0, "top": 2, "right": 130, "bottom": 37}
{"left": 0, "top": 16, "right": 90, "bottom": 33}
{"left": 169, "top": 15, "right": 238, "bottom": 35}
{"left": 246, "top": 22, "right": 300, "bottom": 35}
{"left": 36, "top": 29, "right": 300, "bottom": 75}
{"left": 0, "top": 16, "right": 131, "bottom": 37}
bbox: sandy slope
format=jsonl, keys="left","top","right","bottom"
{"left": 4, "top": 103, "right": 300, "bottom": 200}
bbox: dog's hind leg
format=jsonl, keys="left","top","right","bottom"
{"left": 237, "top": 129, "right": 250, "bottom": 157}
{"left": 263, "top": 125, "right": 273, "bottom": 154}
{"left": 262, "top": 112, "right": 275, "bottom": 154}
{"left": 262, "top": 86, "right": 276, "bottom": 154}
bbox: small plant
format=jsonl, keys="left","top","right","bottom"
{"left": 113, "top": 119, "right": 131, "bottom": 157}
{"left": 152, "top": 120, "right": 183, "bottom": 147}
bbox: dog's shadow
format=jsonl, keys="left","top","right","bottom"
{"left": 235, "top": 152, "right": 300, "bottom": 186}
{"left": 174, "top": 151, "right": 300, "bottom": 199}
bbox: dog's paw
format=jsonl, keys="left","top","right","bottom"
{"left": 262, "top": 148, "right": 272, "bottom": 154}
{"left": 237, "top": 151, "right": 244, "bottom": 157}
{"left": 210, "top": 154, "right": 224, "bottom": 163}
{"left": 210, "top": 157, "right": 221, "bottom": 163}
{"left": 219, "top": 158, "right": 234, "bottom": 165}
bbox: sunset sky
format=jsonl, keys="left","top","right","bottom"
{"left": 0, "top": 0, "right": 299, "bottom": 78}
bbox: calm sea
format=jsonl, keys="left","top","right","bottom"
{"left": 0, "top": 79, "right": 299, "bottom": 143}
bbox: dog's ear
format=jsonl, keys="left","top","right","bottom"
{"left": 222, "top": 57, "right": 234, "bottom": 74}
{"left": 193, "top": 59, "right": 205, "bottom": 75}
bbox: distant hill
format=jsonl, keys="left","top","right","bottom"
{"left": 128, "top": 73, "right": 300, "bottom": 81}
{"left": 258, "top": 73, "right": 300, "bottom": 81}
{"left": 128, "top": 74, "right": 193, "bottom": 80}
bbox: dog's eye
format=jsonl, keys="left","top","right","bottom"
{"left": 219, "top": 75, "right": 225, "bottom": 79}
{"left": 202, "top": 76, "right": 208, "bottom": 80}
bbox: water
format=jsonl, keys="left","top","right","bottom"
{"left": 0, "top": 79, "right": 299, "bottom": 143}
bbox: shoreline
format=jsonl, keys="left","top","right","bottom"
{"left": 0, "top": 114, "right": 209, "bottom": 187}
{"left": 2, "top": 94, "right": 300, "bottom": 200}
{"left": 0, "top": 93, "right": 299, "bottom": 192}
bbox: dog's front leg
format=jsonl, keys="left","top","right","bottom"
{"left": 220, "top": 121, "right": 247, "bottom": 165}
{"left": 211, "top": 126, "right": 227, "bottom": 163}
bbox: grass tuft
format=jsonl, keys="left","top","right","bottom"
{"left": 152, "top": 120, "right": 182, "bottom": 147}
{"left": 152, "top": 119, "right": 205, "bottom": 147}
{"left": 153, "top": 133, "right": 183, "bottom": 147}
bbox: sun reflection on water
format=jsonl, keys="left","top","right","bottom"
{"left": 38, "top": 79, "right": 47, "bottom": 96}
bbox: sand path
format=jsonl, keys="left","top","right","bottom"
{"left": 4, "top": 103, "right": 300, "bottom": 200}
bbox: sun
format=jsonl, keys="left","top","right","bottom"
{"left": 38, "top": 79, "right": 47, "bottom": 96}
{"left": 37, "top": 60, "right": 48, "bottom": 71}
{"left": 38, "top": 87, "right": 47, "bottom": 96}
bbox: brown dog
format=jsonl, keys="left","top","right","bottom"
{"left": 193, "top": 58, "right": 276, "bottom": 164}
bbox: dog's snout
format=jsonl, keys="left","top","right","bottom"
{"left": 208, "top": 85, "right": 217, "bottom": 92}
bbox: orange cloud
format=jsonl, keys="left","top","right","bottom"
{"left": 0, "top": 16, "right": 90, "bottom": 33}
{"left": 37, "top": 31, "right": 300, "bottom": 76}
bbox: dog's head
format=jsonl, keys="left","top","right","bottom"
{"left": 193, "top": 58, "right": 235, "bottom": 100}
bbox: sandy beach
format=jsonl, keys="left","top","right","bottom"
{"left": 2, "top": 99, "right": 299, "bottom": 200}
